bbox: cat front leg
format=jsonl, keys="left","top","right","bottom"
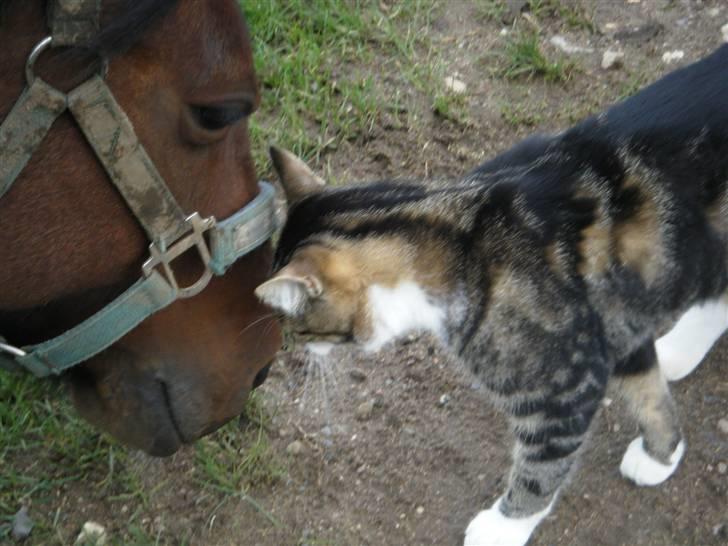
{"left": 465, "top": 374, "right": 605, "bottom": 546}
{"left": 614, "top": 342, "right": 684, "bottom": 486}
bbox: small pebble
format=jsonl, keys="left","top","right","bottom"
{"left": 438, "top": 394, "right": 451, "bottom": 407}
{"left": 444, "top": 76, "right": 467, "bottom": 94}
{"left": 349, "top": 368, "right": 367, "bottom": 382}
{"left": 707, "top": 7, "right": 721, "bottom": 17}
{"left": 722, "top": 23, "right": 728, "bottom": 43}
{"left": 718, "top": 462, "right": 727, "bottom": 474}
{"left": 286, "top": 440, "right": 305, "bottom": 455}
{"left": 550, "top": 35, "right": 593, "bottom": 54}
{"left": 613, "top": 423, "right": 621, "bottom": 433}
{"left": 416, "top": 506, "right": 425, "bottom": 516}
{"left": 75, "top": 522, "right": 107, "bottom": 545}
{"left": 662, "top": 50, "right": 685, "bottom": 64}
{"left": 355, "top": 400, "right": 375, "bottom": 421}
{"left": 601, "top": 50, "right": 624, "bottom": 70}
{"left": 11, "top": 507, "right": 33, "bottom": 541}
{"left": 718, "top": 418, "right": 728, "bottom": 435}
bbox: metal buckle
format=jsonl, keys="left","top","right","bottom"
{"left": 25, "top": 36, "right": 109, "bottom": 87}
{"left": 142, "top": 213, "right": 217, "bottom": 299}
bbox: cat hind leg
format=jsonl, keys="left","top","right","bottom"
{"left": 615, "top": 342, "right": 684, "bottom": 486}
{"left": 655, "top": 295, "right": 728, "bottom": 381}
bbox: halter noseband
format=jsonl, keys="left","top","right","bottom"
{"left": 0, "top": 0, "right": 277, "bottom": 376}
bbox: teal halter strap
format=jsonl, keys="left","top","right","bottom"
{"left": 0, "top": 182, "right": 276, "bottom": 377}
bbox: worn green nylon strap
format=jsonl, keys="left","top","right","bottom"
{"left": 7, "top": 271, "right": 177, "bottom": 377}
{"left": 0, "top": 79, "right": 67, "bottom": 199}
{"left": 209, "top": 182, "right": 277, "bottom": 275}
{"left": 68, "top": 76, "right": 189, "bottom": 244}
{"left": 0, "top": 182, "right": 278, "bottom": 377}
{"left": 49, "top": 0, "right": 101, "bottom": 47}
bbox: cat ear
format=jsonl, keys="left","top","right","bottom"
{"left": 255, "top": 270, "right": 323, "bottom": 316}
{"left": 269, "top": 145, "right": 326, "bottom": 204}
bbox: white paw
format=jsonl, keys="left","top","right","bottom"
{"left": 656, "top": 298, "right": 728, "bottom": 381}
{"left": 619, "top": 436, "right": 685, "bottom": 486}
{"left": 464, "top": 497, "right": 553, "bottom": 546}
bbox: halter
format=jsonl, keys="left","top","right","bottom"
{"left": 0, "top": 1, "right": 277, "bottom": 377}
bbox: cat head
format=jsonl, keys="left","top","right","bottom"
{"left": 256, "top": 147, "right": 449, "bottom": 350}
{"left": 256, "top": 147, "right": 398, "bottom": 341}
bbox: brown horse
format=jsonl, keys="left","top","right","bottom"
{"left": 0, "top": 1, "right": 281, "bottom": 455}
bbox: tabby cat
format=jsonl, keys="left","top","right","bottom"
{"left": 256, "top": 44, "right": 728, "bottom": 546}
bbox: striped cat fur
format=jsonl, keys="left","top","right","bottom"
{"left": 256, "top": 45, "right": 728, "bottom": 546}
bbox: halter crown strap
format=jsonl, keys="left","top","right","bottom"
{"left": 49, "top": 0, "right": 101, "bottom": 47}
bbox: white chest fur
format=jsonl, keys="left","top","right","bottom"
{"left": 364, "top": 281, "right": 445, "bottom": 352}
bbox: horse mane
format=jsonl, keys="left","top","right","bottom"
{"left": 0, "top": 0, "right": 180, "bottom": 58}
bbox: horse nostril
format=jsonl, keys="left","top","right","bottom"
{"left": 253, "top": 363, "right": 271, "bottom": 388}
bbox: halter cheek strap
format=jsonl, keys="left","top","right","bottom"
{"left": 0, "top": 1, "right": 278, "bottom": 377}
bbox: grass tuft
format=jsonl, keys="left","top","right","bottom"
{"left": 242, "top": 0, "right": 438, "bottom": 173}
{"left": 497, "top": 31, "right": 575, "bottom": 83}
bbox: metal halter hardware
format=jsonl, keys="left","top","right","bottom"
{"left": 0, "top": 2, "right": 278, "bottom": 376}
{"left": 142, "top": 213, "right": 217, "bottom": 299}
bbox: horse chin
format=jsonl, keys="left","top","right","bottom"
{"left": 65, "top": 348, "right": 267, "bottom": 457}
{"left": 66, "top": 358, "right": 183, "bottom": 456}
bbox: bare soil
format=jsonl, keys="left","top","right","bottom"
{"left": 10, "top": 1, "right": 728, "bottom": 545}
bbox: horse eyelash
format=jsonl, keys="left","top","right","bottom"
{"left": 191, "top": 103, "right": 251, "bottom": 131}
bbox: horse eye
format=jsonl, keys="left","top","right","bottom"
{"left": 191, "top": 102, "right": 251, "bottom": 131}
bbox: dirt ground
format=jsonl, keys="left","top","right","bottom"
{"left": 201, "top": 2, "right": 728, "bottom": 544}
{"left": 8, "top": 1, "right": 728, "bottom": 545}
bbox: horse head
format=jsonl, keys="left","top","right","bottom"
{"left": 0, "top": 0, "right": 281, "bottom": 455}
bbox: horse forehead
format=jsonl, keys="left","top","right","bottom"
{"left": 133, "top": 0, "right": 253, "bottom": 89}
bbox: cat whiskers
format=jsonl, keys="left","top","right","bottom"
{"left": 297, "top": 343, "right": 339, "bottom": 427}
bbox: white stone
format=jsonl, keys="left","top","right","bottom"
{"left": 662, "top": 50, "right": 685, "bottom": 64}
{"left": 76, "top": 522, "right": 107, "bottom": 546}
{"left": 355, "top": 400, "right": 375, "bottom": 421}
{"left": 707, "top": 7, "right": 721, "bottom": 17}
{"left": 718, "top": 418, "right": 728, "bottom": 435}
{"left": 550, "top": 35, "right": 594, "bottom": 54}
{"left": 601, "top": 49, "right": 624, "bottom": 70}
{"left": 286, "top": 440, "right": 304, "bottom": 455}
{"left": 445, "top": 76, "right": 467, "bottom": 94}
{"left": 722, "top": 23, "right": 728, "bottom": 43}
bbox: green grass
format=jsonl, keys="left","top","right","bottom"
{"left": 496, "top": 31, "right": 575, "bottom": 83}
{"left": 0, "top": 372, "right": 282, "bottom": 544}
{"left": 242, "top": 0, "right": 440, "bottom": 173}
{"left": 0, "top": 374, "right": 125, "bottom": 542}
{"left": 500, "top": 101, "right": 545, "bottom": 128}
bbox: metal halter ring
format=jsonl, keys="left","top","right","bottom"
{"left": 0, "top": 340, "right": 27, "bottom": 358}
{"left": 25, "top": 36, "right": 109, "bottom": 87}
